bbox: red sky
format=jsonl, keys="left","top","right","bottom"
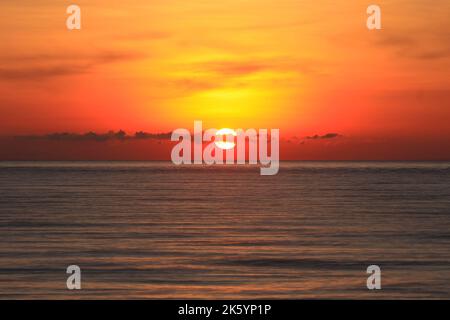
{"left": 0, "top": 0, "right": 449, "bottom": 160}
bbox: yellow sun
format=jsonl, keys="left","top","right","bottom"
{"left": 215, "top": 128, "right": 237, "bottom": 150}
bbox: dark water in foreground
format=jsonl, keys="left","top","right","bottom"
{"left": 0, "top": 161, "right": 449, "bottom": 299}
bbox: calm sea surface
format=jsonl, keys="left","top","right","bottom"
{"left": 0, "top": 161, "right": 449, "bottom": 299}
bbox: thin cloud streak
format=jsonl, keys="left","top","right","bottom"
{"left": 305, "top": 133, "right": 342, "bottom": 140}
{"left": 0, "top": 51, "right": 147, "bottom": 81}
{"left": 16, "top": 130, "right": 172, "bottom": 142}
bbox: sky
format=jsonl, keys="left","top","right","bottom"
{"left": 0, "top": 0, "right": 449, "bottom": 160}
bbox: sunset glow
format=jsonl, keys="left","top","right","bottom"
{"left": 0, "top": 0, "right": 449, "bottom": 160}
{"left": 1, "top": 0, "right": 450, "bottom": 302}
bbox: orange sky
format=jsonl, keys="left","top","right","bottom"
{"left": 0, "top": 0, "right": 449, "bottom": 160}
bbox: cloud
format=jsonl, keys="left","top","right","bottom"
{"left": 158, "top": 57, "right": 321, "bottom": 98}
{"left": 415, "top": 50, "right": 450, "bottom": 60}
{"left": 305, "top": 133, "right": 342, "bottom": 140}
{"left": 115, "top": 31, "right": 172, "bottom": 42}
{"left": 0, "top": 51, "right": 147, "bottom": 81}
{"left": 373, "top": 32, "right": 450, "bottom": 61}
{"left": 374, "top": 34, "right": 415, "bottom": 47}
{"left": 16, "top": 130, "right": 172, "bottom": 142}
{"left": 134, "top": 131, "right": 172, "bottom": 140}
{"left": 194, "top": 57, "right": 318, "bottom": 77}
{"left": 199, "top": 60, "right": 269, "bottom": 77}
{"left": 0, "top": 66, "right": 82, "bottom": 80}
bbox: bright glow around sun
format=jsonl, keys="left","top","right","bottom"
{"left": 215, "top": 128, "right": 237, "bottom": 150}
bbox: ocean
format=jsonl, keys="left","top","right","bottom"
{"left": 0, "top": 161, "right": 449, "bottom": 299}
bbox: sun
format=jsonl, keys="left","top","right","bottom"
{"left": 215, "top": 128, "right": 237, "bottom": 150}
